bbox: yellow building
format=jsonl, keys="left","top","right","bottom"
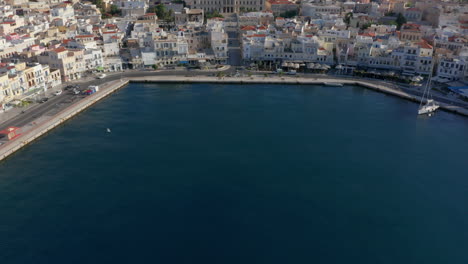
{"left": 0, "top": 73, "right": 12, "bottom": 103}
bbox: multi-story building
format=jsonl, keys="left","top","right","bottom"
{"left": 400, "top": 23, "right": 422, "bottom": 43}
{"left": 175, "top": 8, "right": 204, "bottom": 27}
{"left": 266, "top": 0, "right": 298, "bottom": 16}
{"left": 404, "top": 7, "right": 422, "bottom": 22}
{"left": 206, "top": 19, "right": 228, "bottom": 63}
{"left": 185, "top": 0, "right": 265, "bottom": 13}
{"left": 436, "top": 56, "right": 467, "bottom": 81}
{"left": 114, "top": 0, "right": 147, "bottom": 17}
{"left": 38, "top": 47, "right": 84, "bottom": 81}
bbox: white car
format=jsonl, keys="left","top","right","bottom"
{"left": 96, "top": 73, "right": 106, "bottom": 79}
{"left": 54, "top": 90, "right": 62, "bottom": 96}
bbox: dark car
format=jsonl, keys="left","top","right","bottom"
{"left": 39, "top": 98, "right": 49, "bottom": 103}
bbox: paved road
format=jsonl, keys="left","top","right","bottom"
{"left": 227, "top": 31, "right": 242, "bottom": 66}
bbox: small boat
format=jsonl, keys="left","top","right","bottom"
{"left": 106, "top": 128, "right": 111, "bottom": 133}
{"left": 418, "top": 99, "right": 440, "bottom": 115}
{"left": 324, "top": 82, "right": 343, "bottom": 87}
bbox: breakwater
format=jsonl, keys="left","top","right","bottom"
{"left": 0, "top": 75, "right": 467, "bottom": 162}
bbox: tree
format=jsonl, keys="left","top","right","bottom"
{"left": 279, "top": 9, "right": 298, "bottom": 19}
{"left": 344, "top": 12, "right": 353, "bottom": 28}
{"left": 395, "top": 13, "right": 407, "bottom": 30}
{"left": 110, "top": 4, "right": 121, "bottom": 16}
{"left": 93, "top": 0, "right": 104, "bottom": 9}
{"left": 360, "top": 22, "right": 371, "bottom": 30}
{"left": 152, "top": 64, "right": 158, "bottom": 70}
{"left": 155, "top": 4, "right": 167, "bottom": 19}
{"left": 205, "top": 10, "right": 224, "bottom": 19}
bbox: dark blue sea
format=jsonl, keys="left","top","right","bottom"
{"left": 1, "top": 83, "right": 468, "bottom": 264}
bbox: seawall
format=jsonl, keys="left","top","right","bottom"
{"left": 129, "top": 75, "right": 468, "bottom": 117}
{"left": 0, "top": 79, "right": 129, "bottom": 162}
{"left": 1, "top": 75, "right": 467, "bottom": 162}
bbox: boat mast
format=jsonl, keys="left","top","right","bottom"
{"left": 419, "top": 37, "right": 436, "bottom": 108}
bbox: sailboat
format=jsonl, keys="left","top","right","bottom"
{"left": 418, "top": 40, "right": 440, "bottom": 115}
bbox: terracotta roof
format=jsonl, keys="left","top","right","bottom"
{"left": 53, "top": 46, "right": 67, "bottom": 53}
{"left": 406, "top": 7, "right": 420, "bottom": 12}
{"left": 359, "top": 32, "right": 375, "bottom": 37}
{"left": 75, "top": 34, "right": 94, "bottom": 38}
{"left": 241, "top": 25, "right": 256, "bottom": 31}
{"left": 416, "top": 40, "right": 432, "bottom": 49}
{"left": 402, "top": 23, "right": 421, "bottom": 31}
{"left": 103, "top": 31, "right": 117, "bottom": 34}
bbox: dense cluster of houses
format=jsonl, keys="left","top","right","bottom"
{"left": 0, "top": 0, "right": 466, "bottom": 107}
{"left": 242, "top": 0, "right": 468, "bottom": 84}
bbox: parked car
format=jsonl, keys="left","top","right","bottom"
{"left": 54, "top": 90, "right": 62, "bottom": 96}
{"left": 96, "top": 73, "right": 106, "bottom": 79}
{"left": 39, "top": 97, "right": 49, "bottom": 103}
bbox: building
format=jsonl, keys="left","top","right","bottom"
{"left": 175, "top": 8, "right": 204, "bottom": 27}
{"left": 436, "top": 56, "right": 467, "bottom": 82}
{"left": 185, "top": 0, "right": 265, "bottom": 13}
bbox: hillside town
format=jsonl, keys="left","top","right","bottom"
{"left": 0, "top": 0, "right": 467, "bottom": 110}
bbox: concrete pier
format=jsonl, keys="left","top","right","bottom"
{"left": 1, "top": 75, "right": 467, "bottom": 162}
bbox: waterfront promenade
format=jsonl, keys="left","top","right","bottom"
{"left": 1, "top": 74, "right": 468, "bottom": 162}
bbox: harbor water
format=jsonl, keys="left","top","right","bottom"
{"left": 1, "top": 83, "right": 468, "bottom": 263}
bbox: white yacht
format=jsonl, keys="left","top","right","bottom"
{"left": 418, "top": 99, "right": 439, "bottom": 115}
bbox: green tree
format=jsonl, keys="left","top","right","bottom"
{"left": 205, "top": 10, "right": 224, "bottom": 19}
{"left": 155, "top": 4, "right": 167, "bottom": 19}
{"left": 93, "top": 0, "right": 104, "bottom": 8}
{"left": 152, "top": 64, "right": 158, "bottom": 70}
{"left": 279, "top": 9, "right": 298, "bottom": 18}
{"left": 344, "top": 12, "right": 353, "bottom": 27}
{"left": 148, "top": 4, "right": 175, "bottom": 21}
{"left": 110, "top": 4, "right": 121, "bottom": 16}
{"left": 360, "top": 22, "right": 371, "bottom": 30}
{"left": 395, "top": 13, "right": 407, "bottom": 30}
